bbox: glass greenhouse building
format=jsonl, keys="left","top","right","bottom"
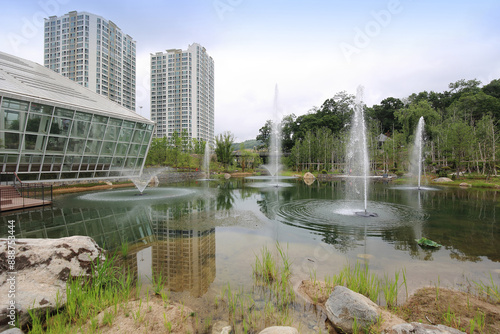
{"left": 0, "top": 51, "right": 154, "bottom": 182}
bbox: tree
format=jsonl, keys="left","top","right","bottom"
{"left": 281, "top": 114, "right": 296, "bottom": 152}
{"left": 256, "top": 120, "right": 273, "bottom": 149}
{"left": 394, "top": 100, "right": 440, "bottom": 142}
{"left": 292, "top": 91, "right": 354, "bottom": 142}
{"left": 192, "top": 138, "right": 206, "bottom": 155}
{"left": 482, "top": 79, "right": 500, "bottom": 99}
{"left": 448, "top": 91, "right": 500, "bottom": 125}
{"left": 215, "top": 131, "right": 235, "bottom": 170}
{"left": 476, "top": 115, "right": 498, "bottom": 176}
{"left": 367, "top": 97, "right": 404, "bottom": 134}
{"left": 145, "top": 137, "right": 168, "bottom": 165}
{"left": 445, "top": 120, "right": 474, "bottom": 178}
{"left": 448, "top": 78, "right": 482, "bottom": 96}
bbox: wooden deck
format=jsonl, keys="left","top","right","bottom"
{"left": 0, "top": 185, "right": 52, "bottom": 212}
{"left": 0, "top": 197, "right": 52, "bottom": 212}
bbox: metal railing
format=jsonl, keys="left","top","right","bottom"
{"left": 0, "top": 172, "right": 22, "bottom": 187}
{"left": 0, "top": 173, "right": 53, "bottom": 211}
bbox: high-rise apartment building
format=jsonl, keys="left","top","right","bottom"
{"left": 150, "top": 43, "right": 214, "bottom": 144}
{"left": 44, "top": 11, "right": 136, "bottom": 111}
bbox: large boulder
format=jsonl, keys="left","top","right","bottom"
{"left": 387, "top": 322, "right": 465, "bottom": 333}
{"left": 0, "top": 236, "right": 104, "bottom": 330}
{"left": 303, "top": 172, "right": 316, "bottom": 185}
{"left": 433, "top": 177, "right": 453, "bottom": 183}
{"left": 325, "top": 286, "right": 380, "bottom": 333}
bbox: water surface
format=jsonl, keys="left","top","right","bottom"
{"left": 2, "top": 178, "right": 499, "bottom": 331}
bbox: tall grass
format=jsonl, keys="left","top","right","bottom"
{"left": 472, "top": 273, "right": 500, "bottom": 303}
{"left": 216, "top": 242, "right": 296, "bottom": 333}
{"left": 329, "top": 262, "right": 380, "bottom": 303}
{"left": 26, "top": 253, "right": 135, "bottom": 333}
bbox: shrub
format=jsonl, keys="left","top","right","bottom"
{"left": 320, "top": 169, "right": 328, "bottom": 174}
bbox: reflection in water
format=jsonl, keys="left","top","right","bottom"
{"left": 1, "top": 180, "right": 499, "bottom": 301}
{"left": 1, "top": 189, "right": 219, "bottom": 297}
{"left": 0, "top": 205, "right": 155, "bottom": 249}
{"left": 257, "top": 180, "right": 500, "bottom": 262}
{"left": 152, "top": 229, "right": 216, "bottom": 297}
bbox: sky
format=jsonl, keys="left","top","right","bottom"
{"left": 1, "top": 0, "right": 500, "bottom": 142}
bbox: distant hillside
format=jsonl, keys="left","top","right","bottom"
{"left": 232, "top": 139, "right": 263, "bottom": 150}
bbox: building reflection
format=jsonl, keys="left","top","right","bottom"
{"left": 152, "top": 228, "right": 216, "bottom": 297}
{"left": 1, "top": 194, "right": 218, "bottom": 296}
{"left": 0, "top": 205, "right": 155, "bottom": 249}
{"left": 149, "top": 199, "right": 217, "bottom": 297}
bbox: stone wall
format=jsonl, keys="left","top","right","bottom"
{"left": 157, "top": 171, "right": 205, "bottom": 183}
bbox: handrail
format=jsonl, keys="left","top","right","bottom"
{"left": 13, "top": 172, "right": 22, "bottom": 184}
{"left": 0, "top": 182, "right": 53, "bottom": 211}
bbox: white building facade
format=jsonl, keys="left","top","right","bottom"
{"left": 44, "top": 11, "right": 136, "bottom": 111}
{"left": 150, "top": 43, "right": 214, "bottom": 145}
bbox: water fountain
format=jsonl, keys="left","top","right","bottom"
{"left": 198, "top": 142, "right": 214, "bottom": 181}
{"left": 271, "top": 85, "right": 282, "bottom": 186}
{"left": 130, "top": 167, "right": 167, "bottom": 195}
{"left": 203, "top": 141, "right": 211, "bottom": 179}
{"left": 411, "top": 116, "right": 425, "bottom": 190}
{"left": 246, "top": 85, "right": 296, "bottom": 188}
{"left": 346, "top": 86, "right": 378, "bottom": 217}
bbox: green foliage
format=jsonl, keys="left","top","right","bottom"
{"left": 27, "top": 254, "right": 134, "bottom": 333}
{"left": 237, "top": 143, "right": 262, "bottom": 172}
{"left": 214, "top": 131, "right": 235, "bottom": 170}
{"left": 415, "top": 237, "right": 442, "bottom": 248}
{"left": 394, "top": 100, "right": 440, "bottom": 142}
{"left": 366, "top": 97, "right": 404, "bottom": 134}
{"left": 292, "top": 92, "right": 354, "bottom": 143}
{"left": 145, "top": 131, "right": 203, "bottom": 168}
{"left": 256, "top": 119, "right": 273, "bottom": 149}
{"left": 260, "top": 78, "right": 500, "bottom": 176}
{"left": 234, "top": 139, "right": 264, "bottom": 150}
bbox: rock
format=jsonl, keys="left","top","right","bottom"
{"left": 259, "top": 326, "right": 299, "bottom": 334}
{"left": 0, "top": 328, "right": 24, "bottom": 334}
{"left": 0, "top": 236, "right": 104, "bottom": 330}
{"left": 303, "top": 172, "right": 315, "bottom": 180}
{"left": 387, "top": 322, "right": 465, "bottom": 333}
{"left": 211, "top": 320, "right": 231, "bottom": 334}
{"left": 303, "top": 172, "right": 316, "bottom": 185}
{"left": 105, "top": 181, "right": 113, "bottom": 186}
{"left": 224, "top": 173, "right": 231, "bottom": 179}
{"left": 325, "top": 286, "right": 380, "bottom": 333}
{"left": 357, "top": 253, "right": 374, "bottom": 260}
{"left": 433, "top": 177, "right": 453, "bottom": 182}
{"left": 459, "top": 182, "right": 471, "bottom": 187}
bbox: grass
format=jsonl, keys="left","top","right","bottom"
{"left": 472, "top": 273, "right": 500, "bottom": 303}
{"left": 304, "top": 264, "right": 500, "bottom": 333}
{"left": 327, "top": 261, "right": 380, "bottom": 303}
{"left": 211, "top": 242, "right": 297, "bottom": 333}
{"left": 26, "top": 253, "right": 136, "bottom": 333}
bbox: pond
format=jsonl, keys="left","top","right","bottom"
{"left": 2, "top": 177, "right": 499, "bottom": 332}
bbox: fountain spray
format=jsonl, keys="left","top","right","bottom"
{"left": 347, "top": 86, "right": 377, "bottom": 217}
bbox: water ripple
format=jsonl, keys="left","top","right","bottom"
{"left": 269, "top": 199, "right": 427, "bottom": 235}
